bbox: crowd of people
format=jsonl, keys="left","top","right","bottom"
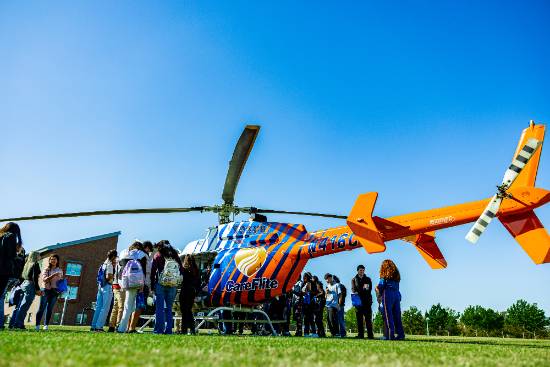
{"left": 0, "top": 221, "right": 405, "bottom": 340}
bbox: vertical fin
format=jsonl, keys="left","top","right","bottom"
{"left": 347, "top": 192, "right": 386, "bottom": 253}
{"left": 510, "top": 122, "right": 545, "bottom": 189}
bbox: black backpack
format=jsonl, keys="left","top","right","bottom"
{"left": 339, "top": 283, "right": 347, "bottom": 300}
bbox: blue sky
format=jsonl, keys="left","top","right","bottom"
{"left": 1, "top": 1, "right": 549, "bottom": 314}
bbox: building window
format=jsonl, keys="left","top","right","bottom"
{"left": 64, "top": 286, "right": 79, "bottom": 300}
{"left": 76, "top": 313, "right": 87, "bottom": 324}
{"left": 66, "top": 262, "right": 82, "bottom": 276}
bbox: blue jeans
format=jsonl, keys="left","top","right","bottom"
{"left": 14, "top": 281, "right": 36, "bottom": 328}
{"left": 337, "top": 307, "right": 346, "bottom": 337}
{"left": 36, "top": 289, "right": 59, "bottom": 326}
{"left": 91, "top": 284, "right": 113, "bottom": 329}
{"left": 154, "top": 284, "right": 176, "bottom": 334}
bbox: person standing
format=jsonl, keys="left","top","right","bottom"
{"left": 333, "top": 275, "right": 347, "bottom": 337}
{"left": 108, "top": 256, "right": 124, "bottom": 332}
{"left": 375, "top": 259, "right": 405, "bottom": 340}
{"left": 179, "top": 254, "right": 199, "bottom": 335}
{"left": 0, "top": 222, "right": 22, "bottom": 330}
{"left": 117, "top": 242, "right": 147, "bottom": 333}
{"left": 151, "top": 243, "right": 182, "bottom": 334}
{"left": 90, "top": 250, "right": 117, "bottom": 332}
{"left": 128, "top": 241, "right": 154, "bottom": 333}
{"left": 35, "top": 254, "right": 63, "bottom": 331}
{"left": 324, "top": 273, "right": 341, "bottom": 337}
{"left": 291, "top": 275, "right": 304, "bottom": 336}
{"left": 351, "top": 264, "right": 374, "bottom": 339}
{"left": 301, "top": 272, "right": 316, "bottom": 337}
{"left": 12, "top": 251, "right": 41, "bottom": 329}
{"left": 312, "top": 276, "right": 326, "bottom": 338}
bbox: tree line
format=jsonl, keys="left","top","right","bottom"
{"left": 344, "top": 299, "right": 549, "bottom": 338}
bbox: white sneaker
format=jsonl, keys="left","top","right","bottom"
{"left": 43, "top": 325, "right": 49, "bottom": 331}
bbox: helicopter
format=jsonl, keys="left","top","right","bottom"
{"left": 2, "top": 122, "right": 549, "bottom": 307}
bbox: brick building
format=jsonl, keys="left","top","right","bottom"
{"left": 5, "top": 231, "right": 120, "bottom": 326}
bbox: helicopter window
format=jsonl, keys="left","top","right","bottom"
{"left": 213, "top": 263, "right": 221, "bottom": 269}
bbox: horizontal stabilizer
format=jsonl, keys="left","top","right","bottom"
{"left": 403, "top": 232, "right": 447, "bottom": 269}
{"left": 347, "top": 192, "right": 386, "bottom": 253}
{"left": 499, "top": 211, "right": 550, "bottom": 264}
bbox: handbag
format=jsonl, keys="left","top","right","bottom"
{"left": 351, "top": 293, "right": 362, "bottom": 307}
{"left": 56, "top": 278, "right": 68, "bottom": 293}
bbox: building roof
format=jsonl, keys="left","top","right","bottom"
{"left": 37, "top": 231, "right": 121, "bottom": 254}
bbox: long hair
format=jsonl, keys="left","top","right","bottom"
{"left": 22, "top": 251, "right": 40, "bottom": 278}
{"left": 129, "top": 241, "right": 143, "bottom": 252}
{"left": 182, "top": 255, "right": 199, "bottom": 277}
{"left": 0, "top": 222, "right": 22, "bottom": 245}
{"left": 47, "top": 254, "right": 60, "bottom": 271}
{"left": 379, "top": 259, "right": 400, "bottom": 281}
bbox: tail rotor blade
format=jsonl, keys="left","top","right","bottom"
{"left": 501, "top": 138, "right": 541, "bottom": 188}
{"left": 465, "top": 195, "right": 502, "bottom": 244}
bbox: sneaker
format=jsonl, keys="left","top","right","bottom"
{"left": 35, "top": 325, "right": 40, "bottom": 331}
{"left": 43, "top": 325, "right": 49, "bottom": 331}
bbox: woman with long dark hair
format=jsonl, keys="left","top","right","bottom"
{"left": 301, "top": 272, "right": 316, "bottom": 336}
{"left": 0, "top": 222, "right": 23, "bottom": 329}
{"left": 36, "top": 254, "right": 63, "bottom": 331}
{"left": 375, "top": 259, "right": 404, "bottom": 340}
{"left": 179, "top": 254, "right": 199, "bottom": 335}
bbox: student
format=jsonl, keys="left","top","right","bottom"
{"left": 324, "top": 273, "right": 341, "bottom": 337}
{"left": 128, "top": 241, "right": 154, "bottom": 333}
{"left": 312, "top": 276, "right": 326, "bottom": 338}
{"left": 90, "top": 249, "right": 117, "bottom": 332}
{"left": 375, "top": 259, "right": 405, "bottom": 340}
{"left": 117, "top": 242, "right": 147, "bottom": 333}
{"left": 35, "top": 254, "right": 63, "bottom": 331}
{"left": 301, "top": 272, "right": 316, "bottom": 336}
{"left": 12, "top": 251, "right": 41, "bottom": 329}
{"left": 180, "top": 254, "right": 199, "bottom": 335}
{"left": 333, "top": 275, "right": 347, "bottom": 337}
{"left": 0, "top": 222, "right": 22, "bottom": 329}
{"left": 8, "top": 246, "right": 26, "bottom": 329}
{"left": 351, "top": 264, "right": 374, "bottom": 339}
{"left": 291, "top": 275, "right": 304, "bottom": 336}
{"left": 108, "top": 256, "right": 125, "bottom": 332}
{"left": 151, "top": 242, "right": 182, "bottom": 334}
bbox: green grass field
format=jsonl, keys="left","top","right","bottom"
{"left": 1, "top": 327, "right": 549, "bottom": 367}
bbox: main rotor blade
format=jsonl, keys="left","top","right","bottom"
{"left": 0, "top": 207, "right": 206, "bottom": 223}
{"left": 502, "top": 138, "right": 541, "bottom": 188}
{"left": 252, "top": 208, "right": 346, "bottom": 219}
{"left": 465, "top": 195, "right": 502, "bottom": 244}
{"left": 222, "top": 125, "right": 260, "bottom": 205}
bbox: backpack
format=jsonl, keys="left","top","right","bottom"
{"left": 8, "top": 284, "right": 23, "bottom": 306}
{"left": 159, "top": 258, "right": 182, "bottom": 287}
{"left": 121, "top": 259, "right": 144, "bottom": 289}
{"left": 96, "top": 264, "right": 108, "bottom": 287}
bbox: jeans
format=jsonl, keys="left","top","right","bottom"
{"left": 91, "top": 284, "right": 113, "bottom": 329}
{"left": 36, "top": 289, "right": 59, "bottom": 326}
{"left": 117, "top": 288, "right": 138, "bottom": 332}
{"left": 109, "top": 287, "right": 125, "bottom": 328}
{"left": 326, "top": 306, "right": 339, "bottom": 336}
{"left": 337, "top": 306, "right": 346, "bottom": 337}
{"left": 14, "top": 281, "right": 36, "bottom": 328}
{"left": 154, "top": 284, "right": 177, "bottom": 334}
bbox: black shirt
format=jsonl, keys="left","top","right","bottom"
{"left": 352, "top": 274, "right": 373, "bottom": 305}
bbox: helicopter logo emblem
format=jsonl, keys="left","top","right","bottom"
{"left": 234, "top": 246, "right": 267, "bottom": 277}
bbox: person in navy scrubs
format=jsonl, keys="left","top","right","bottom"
{"left": 375, "top": 259, "right": 405, "bottom": 340}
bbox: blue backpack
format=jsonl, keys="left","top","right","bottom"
{"left": 97, "top": 264, "right": 107, "bottom": 287}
